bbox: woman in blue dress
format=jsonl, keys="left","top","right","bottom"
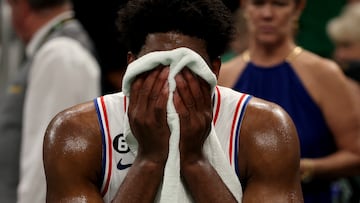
{"left": 218, "top": 0, "right": 360, "bottom": 202}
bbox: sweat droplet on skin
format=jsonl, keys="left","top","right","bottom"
{"left": 64, "top": 136, "right": 88, "bottom": 154}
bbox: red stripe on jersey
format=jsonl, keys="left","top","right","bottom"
{"left": 229, "top": 94, "right": 246, "bottom": 166}
{"left": 213, "top": 86, "right": 221, "bottom": 125}
{"left": 124, "top": 96, "right": 127, "bottom": 113}
{"left": 100, "top": 96, "right": 113, "bottom": 196}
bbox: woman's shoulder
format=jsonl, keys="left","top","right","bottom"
{"left": 295, "top": 49, "right": 342, "bottom": 75}
{"left": 290, "top": 48, "right": 348, "bottom": 106}
{"left": 218, "top": 54, "right": 247, "bottom": 87}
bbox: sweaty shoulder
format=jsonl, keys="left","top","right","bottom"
{"left": 43, "top": 101, "right": 104, "bottom": 201}
{"left": 43, "top": 100, "right": 102, "bottom": 177}
{"left": 238, "top": 96, "right": 300, "bottom": 181}
{"left": 218, "top": 54, "right": 247, "bottom": 88}
{"left": 44, "top": 100, "right": 101, "bottom": 154}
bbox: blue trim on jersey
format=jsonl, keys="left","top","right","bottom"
{"left": 234, "top": 95, "right": 252, "bottom": 178}
{"left": 94, "top": 98, "right": 106, "bottom": 189}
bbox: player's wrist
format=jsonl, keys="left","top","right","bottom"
{"left": 180, "top": 157, "right": 209, "bottom": 177}
{"left": 180, "top": 150, "right": 205, "bottom": 166}
{"left": 136, "top": 152, "right": 168, "bottom": 168}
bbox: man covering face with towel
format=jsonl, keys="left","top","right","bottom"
{"left": 43, "top": 0, "right": 303, "bottom": 202}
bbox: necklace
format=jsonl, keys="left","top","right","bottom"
{"left": 241, "top": 46, "right": 303, "bottom": 63}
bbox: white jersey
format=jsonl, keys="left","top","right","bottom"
{"left": 94, "top": 86, "right": 252, "bottom": 202}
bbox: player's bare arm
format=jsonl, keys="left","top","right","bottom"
{"left": 43, "top": 102, "right": 104, "bottom": 202}
{"left": 238, "top": 97, "right": 303, "bottom": 203}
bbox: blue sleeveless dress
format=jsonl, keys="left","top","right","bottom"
{"left": 233, "top": 61, "right": 336, "bottom": 203}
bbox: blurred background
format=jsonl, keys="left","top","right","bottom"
{"left": 1, "top": 0, "right": 360, "bottom": 202}
{"left": 0, "top": 0, "right": 353, "bottom": 95}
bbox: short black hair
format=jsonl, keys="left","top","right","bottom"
{"left": 116, "top": 0, "right": 234, "bottom": 60}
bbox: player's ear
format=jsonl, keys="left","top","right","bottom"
{"left": 211, "top": 57, "right": 221, "bottom": 78}
{"left": 127, "top": 52, "right": 136, "bottom": 64}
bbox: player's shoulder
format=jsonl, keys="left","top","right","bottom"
{"left": 246, "top": 97, "right": 295, "bottom": 131}
{"left": 45, "top": 92, "right": 125, "bottom": 141}
{"left": 43, "top": 100, "right": 103, "bottom": 193}
{"left": 238, "top": 97, "right": 302, "bottom": 197}
{"left": 240, "top": 96, "right": 299, "bottom": 155}
{"left": 44, "top": 100, "right": 100, "bottom": 150}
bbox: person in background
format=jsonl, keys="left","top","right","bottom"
{"left": 327, "top": 1, "right": 360, "bottom": 128}
{"left": 327, "top": 3, "right": 360, "bottom": 71}
{"left": 0, "top": 0, "right": 24, "bottom": 98}
{"left": 0, "top": 0, "right": 24, "bottom": 202}
{"left": 43, "top": 0, "right": 303, "bottom": 202}
{"left": 218, "top": 0, "right": 360, "bottom": 202}
{"left": 0, "top": 0, "right": 101, "bottom": 202}
{"left": 327, "top": 3, "right": 360, "bottom": 202}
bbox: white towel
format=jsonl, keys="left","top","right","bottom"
{"left": 122, "top": 47, "right": 242, "bottom": 202}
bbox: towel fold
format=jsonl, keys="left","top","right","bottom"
{"left": 122, "top": 47, "right": 242, "bottom": 203}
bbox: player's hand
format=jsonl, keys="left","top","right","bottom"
{"left": 128, "top": 67, "right": 170, "bottom": 165}
{"left": 174, "top": 68, "right": 213, "bottom": 165}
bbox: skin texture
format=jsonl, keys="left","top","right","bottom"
{"left": 218, "top": 0, "right": 360, "bottom": 183}
{"left": 44, "top": 32, "right": 303, "bottom": 202}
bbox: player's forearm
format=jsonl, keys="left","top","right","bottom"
{"left": 181, "top": 159, "right": 237, "bottom": 203}
{"left": 112, "top": 159, "right": 165, "bottom": 203}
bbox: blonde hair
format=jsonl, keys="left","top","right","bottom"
{"left": 327, "top": 2, "right": 360, "bottom": 43}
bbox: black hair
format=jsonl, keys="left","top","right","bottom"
{"left": 116, "top": 0, "right": 235, "bottom": 60}
{"left": 27, "top": 0, "right": 70, "bottom": 10}
{"left": 222, "top": 0, "right": 240, "bottom": 13}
